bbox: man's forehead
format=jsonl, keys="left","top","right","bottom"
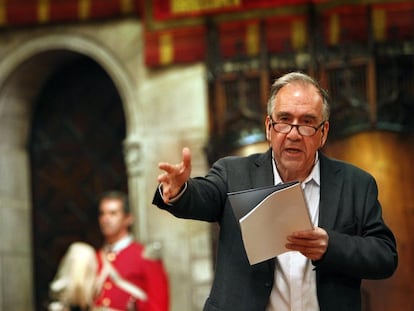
{"left": 275, "top": 111, "right": 319, "bottom": 120}
{"left": 100, "top": 198, "right": 123, "bottom": 210}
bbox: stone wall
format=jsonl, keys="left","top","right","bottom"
{"left": 0, "top": 18, "right": 212, "bottom": 311}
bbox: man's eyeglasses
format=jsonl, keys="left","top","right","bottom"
{"left": 269, "top": 119, "right": 325, "bottom": 137}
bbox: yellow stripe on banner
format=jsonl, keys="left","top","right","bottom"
{"left": 78, "top": 0, "right": 90, "bottom": 20}
{"left": 0, "top": 0, "right": 6, "bottom": 26}
{"left": 160, "top": 33, "right": 173, "bottom": 65}
{"left": 372, "top": 8, "right": 386, "bottom": 42}
{"left": 172, "top": 0, "right": 240, "bottom": 14}
{"left": 38, "top": 0, "right": 50, "bottom": 24}
{"left": 329, "top": 14, "right": 340, "bottom": 45}
{"left": 246, "top": 23, "right": 259, "bottom": 56}
{"left": 121, "top": 0, "right": 134, "bottom": 14}
{"left": 291, "top": 20, "right": 306, "bottom": 51}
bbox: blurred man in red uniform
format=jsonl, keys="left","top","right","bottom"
{"left": 93, "top": 191, "right": 169, "bottom": 311}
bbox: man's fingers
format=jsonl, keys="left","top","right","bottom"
{"left": 158, "top": 162, "right": 177, "bottom": 173}
{"left": 285, "top": 242, "right": 325, "bottom": 260}
{"left": 157, "top": 172, "right": 169, "bottom": 183}
{"left": 182, "top": 147, "right": 192, "bottom": 168}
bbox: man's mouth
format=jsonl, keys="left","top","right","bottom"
{"left": 285, "top": 147, "right": 302, "bottom": 153}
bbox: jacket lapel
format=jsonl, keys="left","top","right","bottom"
{"left": 248, "top": 148, "right": 276, "bottom": 271}
{"left": 251, "top": 148, "right": 274, "bottom": 188}
{"left": 318, "top": 153, "right": 343, "bottom": 229}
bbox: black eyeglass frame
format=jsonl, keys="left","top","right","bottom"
{"left": 269, "top": 118, "right": 326, "bottom": 137}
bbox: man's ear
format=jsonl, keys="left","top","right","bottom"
{"left": 319, "top": 122, "right": 329, "bottom": 148}
{"left": 320, "top": 130, "right": 325, "bottom": 148}
{"left": 126, "top": 214, "right": 134, "bottom": 227}
{"left": 265, "top": 117, "right": 272, "bottom": 141}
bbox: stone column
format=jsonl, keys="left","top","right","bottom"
{"left": 123, "top": 137, "right": 149, "bottom": 242}
{"left": 0, "top": 83, "right": 34, "bottom": 311}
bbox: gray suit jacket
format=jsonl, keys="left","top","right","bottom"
{"left": 152, "top": 149, "right": 397, "bottom": 311}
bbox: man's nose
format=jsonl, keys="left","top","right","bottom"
{"left": 287, "top": 124, "right": 301, "bottom": 136}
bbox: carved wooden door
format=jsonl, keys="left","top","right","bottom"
{"left": 29, "top": 57, "right": 128, "bottom": 310}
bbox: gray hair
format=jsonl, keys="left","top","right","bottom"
{"left": 267, "top": 72, "right": 330, "bottom": 121}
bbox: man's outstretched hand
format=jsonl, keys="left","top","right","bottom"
{"left": 157, "top": 147, "right": 192, "bottom": 204}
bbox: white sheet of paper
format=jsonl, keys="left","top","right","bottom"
{"left": 238, "top": 182, "right": 313, "bottom": 265}
{"left": 228, "top": 181, "right": 298, "bottom": 220}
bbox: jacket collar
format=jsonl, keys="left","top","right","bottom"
{"left": 251, "top": 148, "right": 274, "bottom": 188}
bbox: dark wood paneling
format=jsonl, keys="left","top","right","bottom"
{"left": 324, "top": 131, "right": 414, "bottom": 311}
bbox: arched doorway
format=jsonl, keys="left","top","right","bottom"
{"left": 29, "top": 55, "right": 128, "bottom": 310}
{"left": 0, "top": 29, "right": 143, "bottom": 310}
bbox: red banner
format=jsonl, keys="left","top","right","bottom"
{"left": 321, "top": 5, "right": 368, "bottom": 46}
{"left": 1, "top": 1, "right": 412, "bottom": 68}
{"left": 145, "top": 25, "right": 206, "bottom": 67}
{"left": 372, "top": 1, "right": 414, "bottom": 42}
{"left": 150, "top": 0, "right": 322, "bottom": 21}
{"left": 0, "top": 0, "right": 141, "bottom": 27}
{"left": 266, "top": 14, "right": 308, "bottom": 53}
{"left": 218, "top": 19, "right": 260, "bottom": 58}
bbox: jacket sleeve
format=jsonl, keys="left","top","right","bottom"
{"left": 315, "top": 174, "right": 398, "bottom": 280}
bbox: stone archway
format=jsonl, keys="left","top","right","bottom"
{"left": 0, "top": 32, "right": 142, "bottom": 311}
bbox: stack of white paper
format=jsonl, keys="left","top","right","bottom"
{"left": 228, "top": 182, "right": 313, "bottom": 265}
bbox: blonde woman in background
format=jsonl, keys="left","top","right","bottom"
{"left": 48, "top": 242, "right": 98, "bottom": 311}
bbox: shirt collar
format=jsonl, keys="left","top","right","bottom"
{"left": 104, "top": 234, "right": 133, "bottom": 253}
{"left": 303, "top": 153, "right": 320, "bottom": 186}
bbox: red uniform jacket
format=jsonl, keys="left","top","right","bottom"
{"left": 94, "top": 242, "right": 169, "bottom": 311}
